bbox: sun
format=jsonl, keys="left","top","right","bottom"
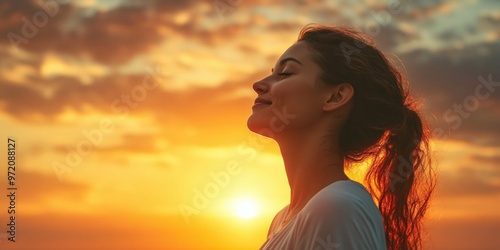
{"left": 232, "top": 197, "right": 260, "bottom": 219}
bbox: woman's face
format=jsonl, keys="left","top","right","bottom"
{"left": 247, "top": 41, "right": 331, "bottom": 137}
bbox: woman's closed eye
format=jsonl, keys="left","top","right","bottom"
{"left": 277, "top": 72, "right": 293, "bottom": 79}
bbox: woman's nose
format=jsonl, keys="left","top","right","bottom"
{"left": 252, "top": 80, "right": 269, "bottom": 94}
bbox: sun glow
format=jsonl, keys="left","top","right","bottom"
{"left": 232, "top": 197, "right": 260, "bottom": 219}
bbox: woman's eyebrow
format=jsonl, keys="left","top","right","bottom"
{"left": 279, "top": 57, "right": 303, "bottom": 66}
{"left": 272, "top": 57, "right": 303, "bottom": 72}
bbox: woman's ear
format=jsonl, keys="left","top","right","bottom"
{"left": 323, "top": 83, "right": 354, "bottom": 112}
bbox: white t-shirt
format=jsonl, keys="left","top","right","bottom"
{"left": 260, "top": 180, "right": 387, "bottom": 250}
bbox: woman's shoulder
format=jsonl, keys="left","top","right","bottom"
{"left": 266, "top": 205, "right": 290, "bottom": 238}
{"left": 291, "top": 180, "right": 386, "bottom": 249}
{"left": 301, "top": 180, "right": 379, "bottom": 218}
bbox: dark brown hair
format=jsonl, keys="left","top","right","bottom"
{"left": 298, "top": 24, "right": 436, "bottom": 249}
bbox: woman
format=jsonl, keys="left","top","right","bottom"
{"left": 247, "top": 24, "right": 436, "bottom": 250}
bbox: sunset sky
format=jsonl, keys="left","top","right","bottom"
{"left": 0, "top": 0, "right": 499, "bottom": 249}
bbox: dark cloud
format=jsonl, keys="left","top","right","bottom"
{"left": 56, "top": 8, "right": 165, "bottom": 63}
{"left": 436, "top": 29, "right": 464, "bottom": 43}
{"left": 481, "top": 11, "right": 500, "bottom": 27}
{"left": 397, "top": 0, "right": 451, "bottom": 20}
{"left": 0, "top": 0, "right": 201, "bottom": 64}
{"left": 375, "top": 23, "right": 420, "bottom": 51}
{"left": 180, "top": 22, "right": 252, "bottom": 47}
{"left": 0, "top": 74, "right": 143, "bottom": 120}
{"left": 397, "top": 41, "right": 500, "bottom": 144}
{"left": 0, "top": 1, "right": 74, "bottom": 51}
{"left": 0, "top": 80, "right": 60, "bottom": 119}
{"left": 480, "top": 11, "right": 500, "bottom": 38}
{"left": 151, "top": 0, "right": 198, "bottom": 12}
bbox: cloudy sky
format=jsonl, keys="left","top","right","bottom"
{"left": 0, "top": 0, "right": 499, "bottom": 249}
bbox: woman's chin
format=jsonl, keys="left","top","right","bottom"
{"left": 246, "top": 115, "right": 261, "bottom": 132}
{"left": 247, "top": 115, "right": 272, "bottom": 137}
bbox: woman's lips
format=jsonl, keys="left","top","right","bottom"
{"left": 252, "top": 102, "right": 271, "bottom": 108}
{"left": 254, "top": 97, "right": 272, "bottom": 105}
{"left": 253, "top": 98, "right": 272, "bottom": 108}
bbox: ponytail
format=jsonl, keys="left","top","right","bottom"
{"left": 366, "top": 107, "right": 435, "bottom": 249}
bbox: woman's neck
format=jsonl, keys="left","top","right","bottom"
{"left": 276, "top": 130, "right": 349, "bottom": 215}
